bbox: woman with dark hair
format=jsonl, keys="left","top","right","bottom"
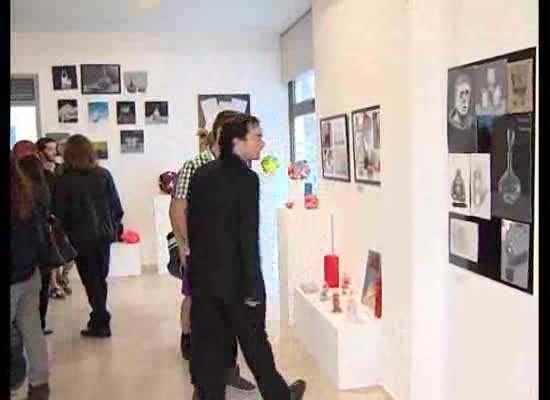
{"left": 10, "top": 151, "right": 51, "bottom": 400}
{"left": 53, "top": 134, "right": 124, "bottom": 338}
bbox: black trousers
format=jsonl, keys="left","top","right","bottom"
{"left": 191, "top": 296, "right": 290, "bottom": 400}
{"left": 75, "top": 243, "right": 111, "bottom": 328}
{"left": 39, "top": 269, "right": 50, "bottom": 331}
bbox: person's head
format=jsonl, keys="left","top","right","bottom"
{"left": 202, "top": 110, "right": 240, "bottom": 155}
{"left": 36, "top": 137, "right": 58, "bottom": 163}
{"left": 10, "top": 151, "right": 33, "bottom": 221}
{"left": 13, "top": 140, "right": 38, "bottom": 160}
{"left": 219, "top": 114, "right": 264, "bottom": 161}
{"left": 17, "top": 156, "right": 46, "bottom": 185}
{"left": 454, "top": 74, "right": 472, "bottom": 117}
{"left": 63, "top": 134, "right": 98, "bottom": 171}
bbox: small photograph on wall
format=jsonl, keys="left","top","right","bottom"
{"left": 117, "top": 101, "right": 136, "bottom": 125}
{"left": 88, "top": 101, "right": 109, "bottom": 124}
{"left": 124, "top": 71, "right": 148, "bottom": 94}
{"left": 491, "top": 114, "right": 533, "bottom": 223}
{"left": 361, "top": 250, "right": 382, "bottom": 318}
{"left": 449, "top": 218, "right": 479, "bottom": 263}
{"left": 81, "top": 64, "right": 121, "bottom": 95}
{"left": 121, "top": 130, "right": 144, "bottom": 154}
{"left": 507, "top": 59, "right": 534, "bottom": 113}
{"left": 470, "top": 154, "right": 491, "bottom": 220}
{"left": 320, "top": 115, "right": 350, "bottom": 182}
{"left": 447, "top": 67, "right": 477, "bottom": 152}
{"left": 58, "top": 99, "right": 78, "bottom": 123}
{"left": 145, "top": 101, "right": 169, "bottom": 125}
{"left": 501, "top": 219, "right": 530, "bottom": 289}
{"left": 474, "top": 60, "right": 507, "bottom": 116}
{"left": 448, "top": 154, "right": 471, "bottom": 215}
{"left": 198, "top": 94, "right": 250, "bottom": 132}
{"left": 52, "top": 66, "right": 78, "bottom": 90}
{"left": 92, "top": 141, "right": 109, "bottom": 160}
{"left": 352, "top": 106, "right": 381, "bottom": 185}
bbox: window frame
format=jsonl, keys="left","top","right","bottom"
{"left": 10, "top": 74, "right": 42, "bottom": 139}
{"left": 288, "top": 80, "right": 316, "bottom": 162}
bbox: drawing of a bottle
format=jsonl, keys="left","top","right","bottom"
{"left": 451, "top": 169, "right": 467, "bottom": 208}
{"left": 498, "top": 128, "right": 521, "bottom": 205}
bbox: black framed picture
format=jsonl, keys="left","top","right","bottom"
{"left": 351, "top": 105, "right": 381, "bottom": 185}
{"left": 145, "top": 101, "right": 169, "bottom": 125}
{"left": 320, "top": 114, "right": 351, "bottom": 182}
{"left": 121, "top": 130, "right": 145, "bottom": 154}
{"left": 116, "top": 101, "right": 136, "bottom": 125}
{"left": 52, "top": 66, "right": 78, "bottom": 90}
{"left": 57, "top": 99, "right": 78, "bottom": 123}
{"left": 81, "top": 64, "right": 121, "bottom": 95}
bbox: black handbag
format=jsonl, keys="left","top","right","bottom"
{"left": 39, "top": 217, "right": 77, "bottom": 273}
{"left": 166, "top": 231, "right": 184, "bottom": 280}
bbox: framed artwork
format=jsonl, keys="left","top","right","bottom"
{"left": 352, "top": 105, "right": 381, "bottom": 185}
{"left": 81, "top": 64, "right": 121, "bottom": 95}
{"left": 123, "top": 71, "right": 147, "bottom": 94}
{"left": 198, "top": 94, "right": 250, "bottom": 130}
{"left": 88, "top": 101, "right": 109, "bottom": 124}
{"left": 361, "top": 250, "right": 382, "bottom": 318}
{"left": 447, "top": 47, "right": 536, "bottom": 295}
{"left": 92, "top": 141, "right": 109, "bottom": 160}
{"left": 320, "top": 114, "right": 351, "bottom": 182}
{"left": 57, "top": 99, "right": 78, "bottom": 123}
{"left": 145, "top": 101, "right": 169, "bottom": 125}
{"left": 116, "top": 101, "right": 136, "bottom": 125}
{"left": 52, "top": 66, "right": 78, "bottom": 90}
{"left": 121, "top": 130, "right": 144, "bottom": 154}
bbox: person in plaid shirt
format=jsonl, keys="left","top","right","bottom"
{"left": 169, "top": 110, "right": 256, "bottom": 395}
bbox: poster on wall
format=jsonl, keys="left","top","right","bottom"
{"left": 58, "top": 99, "right": 78, "bottom": 123}
{"left": 448, "top": 154, "right": 471, "bottom": 215}
{"left": 124, "top": 71, "right": 148, "bottom": 94}
{"left": 352, "top": 105, "right": 381, "bottom": 185}
{"left": 117, "top": 101, "right": 136, "bottom": 125}
{"left": 474, "top": 60, "right": 507, "bottom": 116}
{"left": 88, "top": 101, "right": 109, "bottom": 124}
{"left": 470, "top": 154, "right": 491, "bottom": 220}
{"left": 121, "top": 130, "right": 144, "bottom": 154}
{"left": 52, "top": 66, "right": 78, "bottom": 91}
{"left": 320, "top": 114, "right": 351, "bottom": 182}
{"left": 507, "top": 59, "right": 533, "bottom": 113}
{"left": 92, "top": 141, "right": 109, "bottom": 160}
{"left": 81, "top": 64, "right": 121, "bottom": 95}
{"left": 449, "top": 218, "right": 479, "bottom": 263}
{"left": 145, "top": 101, "right": 169, "bottom": 125}
{"left": 197, "top": 94, "right": 250, "bottom": 132}
{"left": 447, "top": 67, "right": 477, "bottom": 153}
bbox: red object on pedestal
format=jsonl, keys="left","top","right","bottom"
{"left": 374, "top": 275, "right": 382, "bottom": 318}
{"left": 324, "top": 254, "right": 340, "bottom": 288}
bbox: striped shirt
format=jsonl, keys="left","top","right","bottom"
{"left": 172, "top": 148, "right": 216, "bottom": 201}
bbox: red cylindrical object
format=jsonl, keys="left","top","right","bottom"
{"left": 374, "top": 275, "right": 382, "bottom": 318}
{"left": 324, "top": 254, "right": 340, "bottom": 288}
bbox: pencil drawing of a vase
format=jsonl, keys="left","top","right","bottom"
{"left": 498, "top": 128, "right": 521, "bottom": 205}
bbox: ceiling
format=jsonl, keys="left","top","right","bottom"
{"left": 11, "top": 0, "right": 311, "bottom": 34}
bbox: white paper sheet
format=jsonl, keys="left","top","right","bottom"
{"left": 201, "top": 98, "right": 220, "bottom": 131}
{"left": 231, "top": 98, "right": 249, "bottom": 113}
{"left": 450, "top": 218, "right": 479, "bottom": 262}
{"left": 448, "top": 154, "right": 471, "bottom": 216}
{"left": 470, "top": 154, "right": 491, "bottom": 220}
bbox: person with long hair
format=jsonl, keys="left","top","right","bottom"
{"left": 53, "top": 134, "right": 124, "bottom": 338}
{"left": 10, "top": 150, "right": 51, "bottom": 400}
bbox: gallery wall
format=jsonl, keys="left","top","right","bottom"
{"left": 312, "top": 0, "right": 538, "bottom": 399}
{"left": 11, "top": 32, "right": 290, "bottom": 303}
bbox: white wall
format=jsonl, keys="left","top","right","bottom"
{"left": 11, "top": 32, "right": 290, "bottom": 301}
{"left": 312, "top": 0, "right": 538, "bottom": 399}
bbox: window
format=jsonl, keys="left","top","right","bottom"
{"left": 10, "top": 75, "right": 41, "bottom": 148}
{"left": 289, "top": 70, "right": 317, "bottom": 189}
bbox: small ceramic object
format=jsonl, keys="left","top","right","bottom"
{"left": 285, "top": 201, "right": 294, "bottom": 209}
{"left": 304, "top": 194, "right": 319, "bottom": 209}
{"left": 320, "top": 282, "right": 329, "bottom": 301}
{"left": 345, "top": 286, "right": 359, "bottom": 321}
{"left": 332, "top": 292, "right": 342, "bottom": 313}
{"left": 341, "top": 274, "right": 351, "bottom": 295}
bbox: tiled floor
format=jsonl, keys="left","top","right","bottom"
{"left": 15, "top": 272, "right": 392, "bottom": 400}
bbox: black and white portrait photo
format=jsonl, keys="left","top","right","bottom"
{"left": 320, "top": 115, "right": 350, "bottom": 182}
{"left": 145, "top": 101, "right": 169, "bottom": 125}
{"left": 500, "top": 219, "right": 530, "bottom": 289}
{"left": 474, "top": 60, "right": 507, "bottom": 116}
{"left": 447, "top": 68, "right": 477, "bottom": 153}
{"left": 57, "top": 99, "right": 78, "bottom": 123}
{"left": 352, "top": 106, "right": 381, "bottom": 185}
{"left": 470, "top": 154, "right": 491, "bottom": 220}
{"left": 117, "top": 101, "right": 136, "bottom": 125}
{"left": 449, "top": 218, "right": 479, "bottom": 263}
{"left": 81, "top": 64, "right": 121, "bottom": 94}
{"left": 124, "top": 71, "right": 148, "bottom": 94}
{"left": 507, "top": 59, "right": 534, "bottom": 113}
{"left": 52, "top": 66, "right": 78, "bottom": 90}
{"left": 120, "top": 130, "right": 145, "bottom": 154}
{"left": 491, "top": 114, "right": 533, "bottom": 223}
{"left": 448, "top": 154, "right": 471, "bottom": 215}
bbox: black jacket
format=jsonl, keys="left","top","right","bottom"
{"left": 187, "top": 155, "right": 266, "bottom": 304}
{"left": 53, "top": 167, "right": 124, "bottom": 251}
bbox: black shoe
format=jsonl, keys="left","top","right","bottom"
{"left": 180, "top": 333, "right": 191, "bottom": 360}
{"left": 43, "top": 329, "right": 53, "bottom": 336}
{"left": 289, "top": 379, "right": 306, "bottom": 400}
{"left": 225, "top": 365, "right": 256, "bottom": 392}
{"left": 81, "top": 326, "right": 111, "bottom": 338}
{"left": 27, "top": 383, "right": 50, "bottom": 400}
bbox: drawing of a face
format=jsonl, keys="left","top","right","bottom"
{"left": 454, "top": 75, "right": 472, "bottom": 117}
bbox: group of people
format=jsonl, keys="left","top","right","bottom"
{"left": 169, "top": 111, "right": 306, "bottom": 400}
{"left": 10, "top": 134, "right": 124, "bottom": 399}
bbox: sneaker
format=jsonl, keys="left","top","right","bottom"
{"left": 81, "top": 326, "right": 111, "bottom": 338}
{"left": 225, "top": 365, "right": 256, "bottom": 392}
{"left": 289, "top": 379, "right": 306, "bottom": 400}
{"left": 26, "top": 383, "right": 50, "bottom": 400}
{"left": 180, "top": 333, "right": 191, "bottom": 361}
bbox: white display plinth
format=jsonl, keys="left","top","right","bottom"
{"left": 109, "top": 242, "right": 142, "bottom": 277}
{"left": 153, "top": 194, "right": 172, "bottom": 275}
{"left": 293, "top": 288, "right": 382, "bottom": 390}
{"left": 277, "top": 207, "right": 331, "bottom": 325}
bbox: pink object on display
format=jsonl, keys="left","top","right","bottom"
{"left": 120, "top": 230, "right": 140, "bottom": 244}
{"left": 324, "top": 214, "right": 339, "bottom": 288}
{"left": 304, "top": 194, "right": 319, "bottom": 209}
{"left": 285, "top": 201, "right": 295, "bottom": 209}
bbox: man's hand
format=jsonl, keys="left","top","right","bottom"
{"left": 178, "top": 244, "right": 190, "bottom": 264}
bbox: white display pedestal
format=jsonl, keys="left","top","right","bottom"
{"left": 293, "top": 288, "right": 382, "bottom": 390}
{"left": 153, "top": 194, "right": 171, "bottom": 275}
{"left": 109, "top": 243, "right": 142, "bottom": 277}
{"left": 277, "top": 207, "right": 331, "bottom": 325}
